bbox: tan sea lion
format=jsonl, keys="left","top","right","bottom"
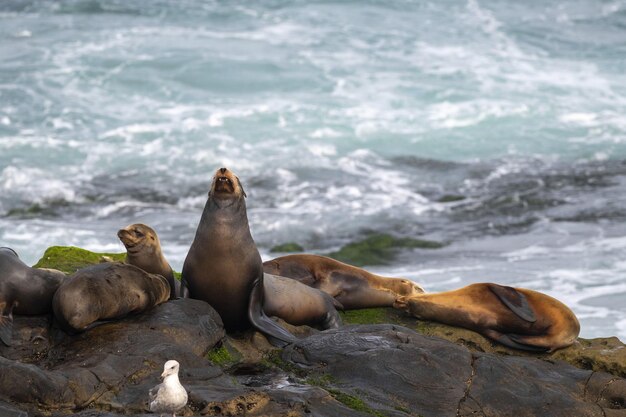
{"left": 264, "top": 273, "right": 342, "bottom": 330}
{"left": 181, "top": 167, "right": 296, "bottom": 345}
{"left": 52, "top": 263, "right": 170, "bottom": 333}
{"left": 117, "top": 223, "right": 182, "bottom": 299}
{"left": 393, "top": 283, "right": 580, "bottom": 352}
{"left": 0, "top": 247, "right": 66, "bottom": 346}
{"left": 263, "top": 254, "right": 424, "bottom": 309}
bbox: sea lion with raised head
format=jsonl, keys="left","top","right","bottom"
{"left": 52, "top": 263, "right": 170, "bottom": 333}
{"left": 181, "top": 167, "right": 296, "bottom": 345}
{"left": 393, "top": 283, "right": 580, "bottom": 352}
{"left": 0, "top": 247, "right": 66, "bottom": 345}
{"left": 117, "top": 223, "right": 182, "bottom": 299}
{"left": 263, "top": 254, "right": 424, "bottom": 309}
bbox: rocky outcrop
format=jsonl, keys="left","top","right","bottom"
{"left": 0, "top": 246, "right": 624, "bottom": 416}
{"left": 340, "top": 307, "right": 626, "bottom": 378}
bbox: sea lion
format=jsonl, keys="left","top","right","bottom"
{"left": 117, "top": 223, "right": 182, "bottom": 300}
{"left": 52, "top": 263, "right": 170, "bottom": 333}
{"left": 264, "top": 273, "right": 342, "bottom": 330}
{"left": 181, "top": 167, "right": 296, "bottom": 345}
{"left": 0, "top": 247, "right": 66, "bottom": 346}
{"left": 263, "top": 254, "right": 425, "bottom": 309}
{"left": 393, "top": 283, "right": 580, "bottom": 352}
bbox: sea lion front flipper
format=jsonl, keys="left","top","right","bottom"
{"left": 178, "top": 277, "right": 190, "bottom": 299}
{"left": 0, "top": 306, "right": 14, "bottom": 346}
{"left": 488, "top": 284, "right": 536, "bottom": 323}
{"left": 248, "top": 276, "right": 297, "bottom": 347}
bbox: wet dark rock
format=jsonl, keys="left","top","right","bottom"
{"left": 282, "top": 324, "right": 626, "bottom": 417}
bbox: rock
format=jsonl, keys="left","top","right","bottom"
{"left": 0, "top": 299, "right": 224, "bottom": 415}
{"left": 324, "top": 233, "right": 445, "bottom": 267}
{"left": 33, "top": 246, "right": 125, "bottom": 274}
{"left": 341, "top": 307, "right": 626, "bottom": 378}
{"left": 2, "top": 245, "right": 623, "bottom": 416}
{"left": 281, "top": 324, "right": 626, "bottom": 417}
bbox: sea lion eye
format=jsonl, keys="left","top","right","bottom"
{"left": 135, "top": 230, "right": 144, "bottom": 237}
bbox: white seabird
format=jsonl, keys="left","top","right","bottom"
{"left": 148, "top": 359, "right": 188, "bottom": 417}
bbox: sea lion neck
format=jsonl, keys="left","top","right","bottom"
{"left": 206, "top": 194, "right": 247, "bottom": 218}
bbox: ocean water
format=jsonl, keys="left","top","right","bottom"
{"left": 1, "top": 0, "right": 626, "bottom": 339}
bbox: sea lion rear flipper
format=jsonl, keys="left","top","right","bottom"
{"left": 488, "top": 284, "right": 536, "bottom": 323}
{"left": 484, "top": 330, "right": 549, "bottom": 352}
{"left": 248, "top": 277, "right": 297, "bottom": 347}
{"left": 0, "top": 310, "right": 14, "bottom": 346}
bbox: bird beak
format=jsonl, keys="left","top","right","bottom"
{"left": 160, "top": 371, "right": 166, "bottom": 380}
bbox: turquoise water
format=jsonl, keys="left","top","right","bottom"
{"left": 1, "top": 0, "right": 626, "bottom": 339}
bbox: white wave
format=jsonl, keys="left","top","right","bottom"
{"left": 0, "top": 166, "right": 77, "bottom": 204}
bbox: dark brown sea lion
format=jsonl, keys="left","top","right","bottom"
{"left": 52, "top": 263, "right": 170, "bottom": 333}
{"left": 393, "top": 283, "right": 580, "bottom": 352}
{"left": 117, "top": 223, "right": 182, "bottom": 299}
{"left": 181, "top": 167, "right": 296, "bottom": 345}
{"left": 0, "top": 247, "right": 66, "bottom": 346}
{"left": 263, "top": 254, "right": 424, "bottom": 309}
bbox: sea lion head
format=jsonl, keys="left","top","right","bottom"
{"left": 209, "top": 167, "right": 246, "bottom": 200}
{"left": 117, "top": 223, "right": 160, "bottom": 255}
{"left": 397, "top": 279, "right": 425, "bottom": 297}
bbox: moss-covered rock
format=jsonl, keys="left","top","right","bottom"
{"left": 33, "top": 246, "right": 125, "bottom": 274}
{"left": 270, "top": 242, "right": 304, "bottom": 253}
{"left": 325, "top": 233, "right": 444, "bottom": 267}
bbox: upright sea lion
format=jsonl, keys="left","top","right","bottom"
{"left": 0, "top": 247, "right": 66, "bottom": 346}
{"left": 393, "top": 283, "right": 580, "bottom": 352}
{"left": 117, "top": 223, "right": 182, "bottom": 299}
{"left": 263, "top": 254, "right": 424, "bottom": 309}
{"left": 52, "top": 263, "right": 170, "bottom": 333}
{"left": 181, "top": 167, "right": 296, "bottom": 345}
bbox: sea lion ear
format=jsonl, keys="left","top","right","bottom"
{"left": 236, "top": 176, "right": 247, "bottom": 198}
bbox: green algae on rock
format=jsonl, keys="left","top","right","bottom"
{"left": 33, "top": 246, "right": 125, "bottom": 274}
{"left": 269, "top": 242, "right": 304, "bottom": 253}
{"left": 325, "top": 233, "right": 444, "bottom": 266}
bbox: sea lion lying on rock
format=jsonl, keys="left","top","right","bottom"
{"left": 263, "top": 254, "right": 424, "bottom": 309}
{"left": 0, "top": 247, "right": 66, "bottom": 346}
{"left": 52, "top": 263, "right": 170, "bottom": 333}
{"left": 394, "top": 283, "right": 580, "bottom": 352}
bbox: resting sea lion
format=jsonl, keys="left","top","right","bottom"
{"left": 263, "top": 254, "right": 424, "bottom": 309}
{"left": 117, "top": 223, "right": 182, "bottom": 299}
{"left": 393, "top": 283, "right": 580, "bottom": 352}
{"left": 264, "top": 273, "right": 342, "bottom": 330}
{"left": 52, "top": 263, "right": 170, "bottom": 333}
{"left": 0, "top": 247, "right": 66, "bottom": 345}
{"left": 181, "top": 167, "right": 296, "bottom": 345}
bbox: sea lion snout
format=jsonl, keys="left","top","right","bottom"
{"left": 211, "top": 167, "right": 240, "bottom": 196}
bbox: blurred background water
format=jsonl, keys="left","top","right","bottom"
{"left": 1, "top": 0, "right": 626, "bottom": 338}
